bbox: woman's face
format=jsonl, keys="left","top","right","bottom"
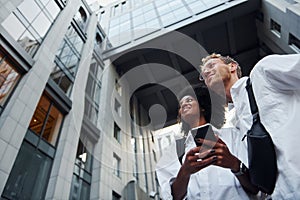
{"left": 179, "top": 95, "right": 200, "bottom": 123}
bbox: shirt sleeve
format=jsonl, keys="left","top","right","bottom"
{"left": 251, "top": 54, "right": 300, "bottom": 91}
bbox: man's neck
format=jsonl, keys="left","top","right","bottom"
{"left": 224, "top": 77, "right": 239, "bottom": 103}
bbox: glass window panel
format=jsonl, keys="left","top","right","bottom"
{"left": 46, "top": 1, "right": 60, "bottom": 20}
{"left": 84, "top": 98, "right": 91, "bottom": 118}
{"left": 80, "top": 181, "right": 91, "bottom": 200}
{"left": 120, "top": 21, "right": 131, "bottom": 32}
{"left": 132, "top": 8, "right": 143, "bottom": 17}
{"left": 86, "top": 75, "right": 94, "bottom": 97}
{"left": 157, "top": 4, "right": 171, "bottom": 15}
{"left": 120, "top": 13, "right": 130, "bottom": 23}
{"left": 155, "top": 0, "right": 168, "bottom": 6}
{"left": 18, "top": 0, "right": 41, "bottom": 22}
{"left": 1, "top": 15, "right": 26, "bottom": 40}
{"left": 29, "top": 95, "right": 51, "bottom": 136}
{"left": 144, "top": 10, "right": 156, "bottom": 21}
{"left": 94, "top": 83, "right": 101, "bottom": 104}
{"left": 0, "top": 57, "right": 21, "bottom": 107}
{"left": 32, "top": 12, "right": 51, "bottom": 38}
{"left": 174, "top": 7, "right": 190, "bottom": 21}
{"left": 110, "top": 17, "right": 120, "bottom": 27}
{"left": 109, "top": 26, "right": 119, "bottom": 37}
{"left": 59, "top": 74, "right": 73, "bottom": 95}
{"left": 113, "top": 154, "right": 120, "bottom": 177}
{"left": 142, "top": 3, "right": 154, "bottom": 12}
{"left": 146, "top": 19, "right": 160, "bottom": 29}
{"left": 161, "top": 12, "right": 176, "bottom": 26}
{"left": 133, "top": 16, "right": 145, "bottom": 27}
{"left": 169, "top": 0, "right": 184, "bottom": 10}
{"left": 42, "top": 105, "right": 63, "bottom": 146}
{"left": 2, "top": 141, "right": 52, "bottom": 200}
{"left": 189, "top": 1, "right": 207, "bottom": 14}
{"left": 90, "top": 62, "right": 97, "bottom": 74}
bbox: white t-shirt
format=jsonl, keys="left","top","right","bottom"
{"left": 156, "top": 127, "right": 251, "bottom": 200}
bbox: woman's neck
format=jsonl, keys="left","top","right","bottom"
{"left": 189, "top": 117, "right": 207, "bottom": 129}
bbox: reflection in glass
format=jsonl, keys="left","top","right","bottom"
{"left": 70, "top": 135, "right": 93, "bottom": 200}
{"left": 1, "top": 0, "right": 61, "bottom": 57}
{"left": 2, "top": 141, "right": 52, "bottom": 200}
{"left": 84, "top": 57, "right": 102, "bottom": 125}
{"left": 50, "top": 25, "right": 83, "bottom": 95}
{"left": 0, "top": 53, "right": 21, "bottom": 111}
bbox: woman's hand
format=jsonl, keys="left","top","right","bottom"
{"left": 172, "top": 146, "right": 217, "bottom": 200}
{"left": 181, "top": 146, "right": 218, "bottom": 175}
{"left": 195, "top": 137, "right": 239, "bottom": 171}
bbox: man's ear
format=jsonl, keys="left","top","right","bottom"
{"left": 230, "top": 62, "right": 238, "bottom": 73}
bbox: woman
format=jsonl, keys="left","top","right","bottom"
{"left": 157, "top": 84, "right": 258, "bottom": 199}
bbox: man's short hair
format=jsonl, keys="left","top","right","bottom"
{"left": 201, "top": 53, "right": 242, "bottom": 78}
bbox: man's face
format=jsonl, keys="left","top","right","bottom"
{"left": 200, "top": 58, "right": 231, "bottom": 88}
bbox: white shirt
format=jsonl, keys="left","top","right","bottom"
{"left": 231, "top": 54, "right": 300, "bottom": 199}
{"left": 156, "top": 127, "right": 251, "bottom": 200}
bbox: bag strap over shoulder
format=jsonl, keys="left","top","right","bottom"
{"left": 245, "top": 78, "right": 259, "bottom": 121}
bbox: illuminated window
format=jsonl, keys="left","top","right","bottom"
{"left": 2, "top": 92, "right": 64, "bottom": 199}
{"left": 29, "top": 93, "right": 63, "bottom": 146}
{"left": 0, "top": 51, "right": 21, "bottom": 113}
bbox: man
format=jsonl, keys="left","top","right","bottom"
{"left": 200, "top": 53, "right": 300, "bottom": 199}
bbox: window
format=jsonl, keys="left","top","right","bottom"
{"left": 289, "top": 33, "right": 300, "bottom": 53}
{"left": 50, "top": 25, "right": 84, "bottom": 96}
{"left": 115, "top": 79, "right": 122, "bottom": 96}
{"left": 29, "top": 93, "right": 63, "bottom": 146}
{"left": 152, "top": 149, "right": 157, "bottom": 162}
{"left": 115, "top": 99, "right": 121, "bottom": 116}
{"left": 156, "top": 0, "right": 190, "bottom": 27}
{"left": 2, "top": 92, "right": 64, "bottom": 199}
{"left": 0, "top": 51, "right": 21, "bottom": 114}
{"left": 270, "top": 19, "right": 281, "bottom": 37}
{"left": 74, "top": 7, "right": 88, "bottom": 31}
{"left": 113, "top": 153, "right": 121, "bottom": 177}
{"left": 112, "top": 191, "right": 121, "bottom": 200}
{"left": 114, "top": 122, "right": 121, "bottom": 143}
{"left": 94, "top": 31, "right": 105, "bottom": 57}
{"left": 1, "top": 0, "right": 61, "bottom": 56}
{"left": 132, "top": 2, "right": 160, "bottom": 39}
{"left": 84, "top": 56, "right": 102, "bottom": 125}
{"left": 2, "top": 141, "right": 53, "bottom": 200}
{"left": 69, "top": 137, "right": 93, "bottom": 200}
{"left": 99, "top": 10, "right": 105, "bottom": 23}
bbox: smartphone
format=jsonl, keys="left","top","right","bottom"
{"left": 191, "top": 124, "right": 216, "bottom": 146}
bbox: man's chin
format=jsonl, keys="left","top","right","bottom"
{"left": 206, "top": 79, "right": 226, "bottom": 96}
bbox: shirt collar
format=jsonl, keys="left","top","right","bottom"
{"left": 230, "top": 77, "right": 248, "bottom": 106}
